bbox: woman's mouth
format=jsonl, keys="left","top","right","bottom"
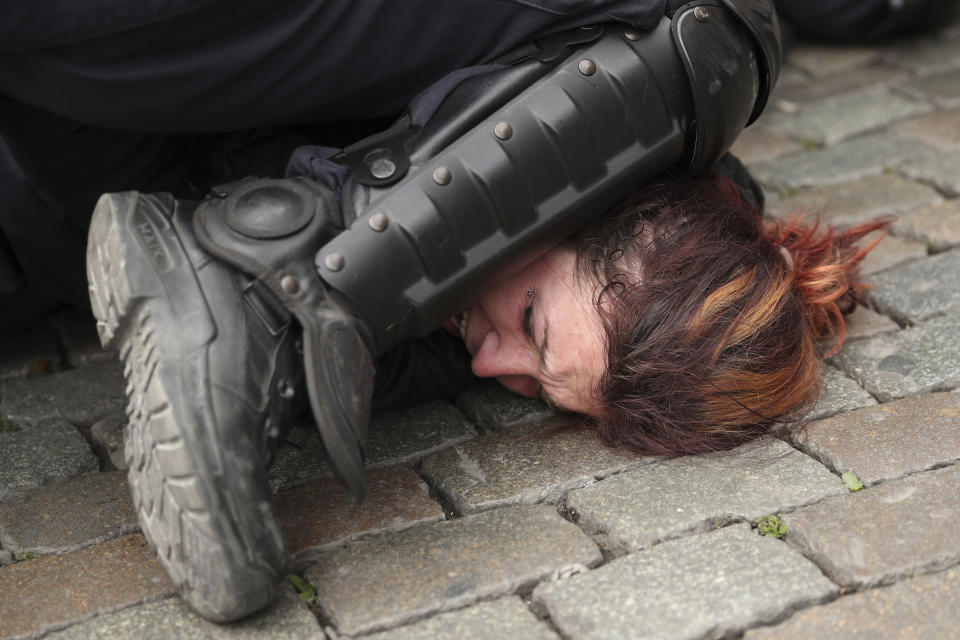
{"left": 457, "top": 309, "right": 470, "bottom": 340}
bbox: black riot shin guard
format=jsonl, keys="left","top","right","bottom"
{"left": 194, "top": 0, "right": 781, "bottom": 499}
{"left": 318, "top": 0, "right": 780, "bottom": 359}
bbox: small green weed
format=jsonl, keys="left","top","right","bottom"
{"left": 0, "top": 416, "right": 18, "bottom": 432}
{"left": 286, "top": 573, "right": 318, "bottom": 606}
{"left": 14, "top": 550, "right": 37, "bottom": 561}
{"left": 842, "top": 471, "right": 864, "bottom": 492}
{"left": 756, "top": 514, "right": 788, "bottom": 539}
{"left": 778, "top": 186, "right": 801, "bottom": 199}
{"left": 802, "top": 139, "right": 823, "bottom": 151}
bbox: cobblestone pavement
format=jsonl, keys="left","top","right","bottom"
{"left": 3, "top": 25, "right": 960, "bottom": 640}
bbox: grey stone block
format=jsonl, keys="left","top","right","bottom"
{"left": 750, "top": 133, "right": 934, "bottom": 189}
{"left": 898, "top": 68, "right": 960, "bottom": 109}
{"left": 765, "top": 174, "right": 943, "bottom": 229}
{"left": 883, "top": 37, "right": 960, "bottom": 75}
{"left": 807, "top": 364, "right": 877, "bottom": 422}
{"left": 0, "top": 327, "right": 60, "bottom": 382}
{"left": 363, "top": 597, "right": 558, "bottom": 640}
{"left": 566, "top": 440, "right": 843, "bottom": 555}
{"left": 0, "top": 470, "right": 137, "bottom": 555}
{"left": 766, "top": 86, "right": 930, "bottom": 145}
{"left": 843, "top": 306, "right": 900, "bottom": 342}
{"left": 44, "top": 587, "right": 320, "bottom": 640}
{"left": 0, "top": 361, "right": 126, "bottom": 427}
{"left": 421, "top": 419, "right": 651, "bottom": 515}
{"left": 365, "top": 400, "right": 477, "bottom": 467}
{"left": 868, "top": 249, "right": 960, "bottom": 323}
{"left": 900, "top": 148, "right": 960, "bottom": 196}
{"left": 774, "top": 62, "right": 906, "bottom": 105}
{"left": 859, "top": 233, "right": 928, "bottom": 275}
{"left": 894, "top": 105, "right": 960, "bottom": 151}
{"left": 830, "top": 314, "right": 960, "bottom": 401}
{"left": 892, "top": 197, "right": 960, "bottom": 251}
{"left": 269, "top": 401, "right": 478, "bottom": 492}
{"left": 90, "top": 412, "right": 128, "bottom": 470}
{"left": 306, "top": 504, "right": 601, "bottom": 636}
{"left": 533, "top": 524, "right": 838, "bottom": 640}
{"left": 787, "top": 44, "right": 882, "bottom": 78}
{"left": 745, "top": 567, "right": 960, "bottom": 640}
{"left": 783, "top": 464, "right": 960, "bottom": 588}
{"left": 456, "top": 379, "right": 556, "bottom": 431}
{"left": 0, "top": 418, "right": 99, "bottom": 502}
{"left": 795, "top": 392, "right": 960, "bottom": 486}
{"left": 730, "top": 127, "right": 802, "bottom": 164}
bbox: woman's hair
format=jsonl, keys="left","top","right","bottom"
{"left": 575, "top": 171, "right": 890, "bottom": 456}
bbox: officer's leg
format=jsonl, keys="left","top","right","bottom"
{"left": 83, "top": 0, "right": 781, "bottom": 623}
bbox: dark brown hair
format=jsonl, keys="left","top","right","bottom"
{"left": 576, "top": 171, "right": 889, "bottom": 456}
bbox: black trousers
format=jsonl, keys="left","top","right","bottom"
{"left": 0, "top": 0, "right": 664, "bottom": 334}
{"left": 774, "top": 0, "right": 959, "bottom": 42}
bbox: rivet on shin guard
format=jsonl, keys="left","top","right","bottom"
{"left": 433, "top": 167, "right": 452, "bottom": 185}
{"left": 694, "top": 6, "right": 710, "bottom": 22}
{"left": 324, "top": 253, "right": 345, "bottom": 272}
{"left": 494, "top": 122, "right": 513, "bottom": 140}
{"left": 368, "top": 212, "right": 389, "bottom": 232}
{"left": 578, "top": 59, "right": 596, "bottom": 76}
{"left": 280, "top": 275, "right": 301, "bottom": 295}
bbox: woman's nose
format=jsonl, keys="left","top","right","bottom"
{"left": 469, "top": 329, "right": 536, "bottom": 380}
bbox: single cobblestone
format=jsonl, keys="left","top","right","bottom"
{"left": 795, "top": 392, "right": 960, "bottom": 486}
{"left": 900, "top": 148, "right": 960, "bottom": 196}
{"left": 894, "top": 105, "right": 960, "bottom": 150}
{"left": 729, "top": 127, "right": 802, "bottom": 164}
{"left": 90, "top": 412, "right": 128, "bottom": 470}
{"left": 421, "top": 419, "right": 650, "bottom": 515}
{"left": 859, "top": 233, "right": 928, "bottom": 275}
{"left": 892, "top": 197, "right": 960, "bottom": 250}
{"left": 831, "top": 315, "right": 960, "bottom": 401}
{"left": 783, "top": 464, "right": 960, "bottom": 589}
{"left": 42, "top": 588, "right": 320, "bottom": 640}
{"left": 773, "top": 62, "right": 906, "bottom": 105}
{"left": 765, "top": 174, "right": 943, "bottom": 228}
{"left": 533, "top": 524, "right": 838, "bottom": 640}
{"left": 363, "top": 597, "right": 558, "bottom": 640}
{"left": 365, "top": 400, "right": 477, "bottom": 467}
{"left": 0, "top": 470, "right": 136, "bottom": 555}
{"left": 898, "top": 68, "right": 960, "bottom": 109}
{"left": 745, "top": 567, "right": 960, "bottom": 640}
{"left": 883, "top": 36, "right": 960, "bottom": 75}
{"left": 807, "top": 364, "right": 877, "bottom": 422}
{"left": 868, "top": 248, "right": 960, "bottom": 323}
{"left": 0, "top": 361, "right": 126, "bottom": 427}
{"left": 305, "top": 504, "right": 601, "bottom": 636}
{"left": 787, "top": 44, "right": 882, "bottom": 78}
{"left": 566, "top": 440, "right": 843, "bottom": 555}
{"left": 766, "top": 86, "right": 930, "bottom": 145}
{"left": 270, "top": 401, "right": 477, "bottom": 491}
{"left": 843, "top": 306, "right": 900, "bottom": 342}
{"left": 0, "top": 328, "right": 60, "bottom": 383}
{"left": 0, "top": 534, "right": 174, "bottom": 640}
{"left": 0, "top": 418, "right": 99, "bottom": 503}
{"left": 268, "top": 425, "right": 329, "bottom": 491}
{"left": 455, "top": 379, "right": 556, "bottom": 431}
{"left": 749, "top": 133, "right": 934, "bottom": 189}
{"left": 275, "top": 466, "right": 443, "bottom": 556}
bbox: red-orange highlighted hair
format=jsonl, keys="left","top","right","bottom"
{"left": 576, "top": 171, "right": 890, "bottom": 456}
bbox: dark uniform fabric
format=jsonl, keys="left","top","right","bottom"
{"left": 0, "top": 0, "right": 665, "bottom": 317}
{"left": 773, "top": 0, "right": 959, "bottom": 42}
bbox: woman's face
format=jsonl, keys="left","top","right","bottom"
{"left": 454, "top": 245, "right": 607, "bottom": 416}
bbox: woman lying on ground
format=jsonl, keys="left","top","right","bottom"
{"left": 459, "top": 169, "right": 890, "bottom": 455}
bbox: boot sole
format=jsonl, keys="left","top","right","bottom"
{"left": 87, "top": 192, "right": 286, "bottom": 622}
